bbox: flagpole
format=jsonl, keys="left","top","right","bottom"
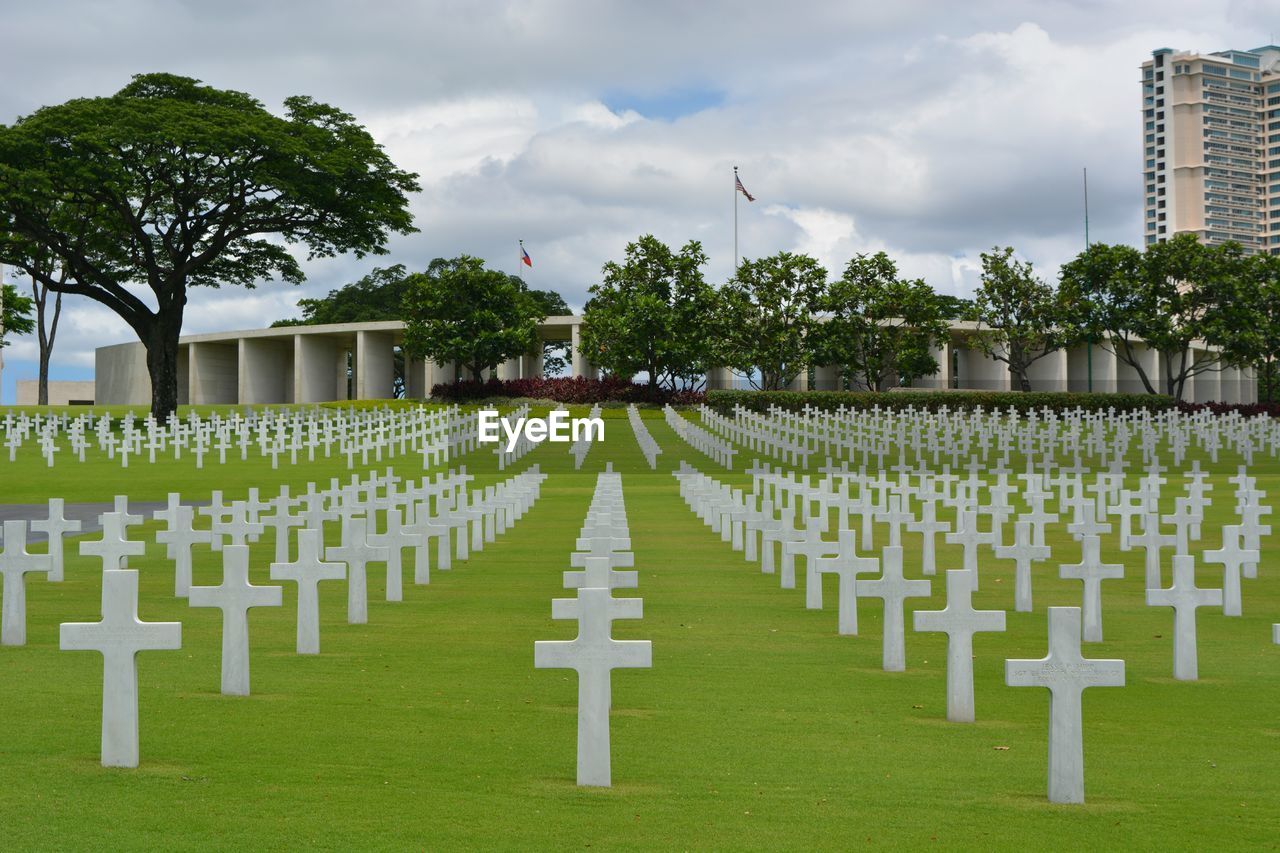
{"left": 733, "top": 166, "right": 739, "bottom": 276}
{"left": 518, "top": 239, "right": 524, "bottom": 285}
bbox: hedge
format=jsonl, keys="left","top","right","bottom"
{"left": 429, "top": 377, "right": 705, "bottom": 405}
{"left": 705, "top": 390, "right": 1177, "bottom": 415}
{"left": 1176, "top": 400, "right": 1280, "bottom": 418}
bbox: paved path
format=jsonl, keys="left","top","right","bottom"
{"left": 0, "top": 501, "right": 207, "bottom": 546}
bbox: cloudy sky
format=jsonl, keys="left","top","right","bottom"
{"left": 0, "top": 0, "right": 1274, "bottom": 401}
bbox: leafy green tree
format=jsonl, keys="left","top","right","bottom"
{"left": 970, "top": 247, "right": 1075, "bottom": 392}
{"left": 272, "top": 265, "right": 411, "bottom": 327}
{"left": 719, "top": 252, "right": 825, "bottom": 390}
{"left": 1059, "top": 235, "right": 1247, "bottom": 400}
{"left": 401, "top": 256, "right": 542, "bottom": 381}
{"left": 934, "top": 293, "right": 976, "bottom": 321}
{"left": 1222, "top": 252, "right": 1280, "bottom": 403}
{"left": 580, "top": 235, "right": 720, "bottom": 392}
{"left": 815, "top": 252, "right": 948, "bottom": 391}
{"left": 0, "top": 73, "right": 419, "bottom": 418}
{"left": 1, "top": 282, "right": 35, "bottom": 347}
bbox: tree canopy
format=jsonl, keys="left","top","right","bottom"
{"left": 1, "top": 282, "right": 35, "bottom": 347}
{"left": 580, "top": 235, "right": 720, "bottom": 391}
{"left": 0, "top": 72, "right": 419, "bottom": 417}
{"left": 720, "top": 252, "right": 825, "bottom": 390}
{"left": 401, "top": 256, "right": 543, "bottom": 381}
{"left": 815, "top": 251, "right": 948, "bottom": 391}
{"left": 970, "top": 247, "right": 1074, "bottom": 392}
{"left": 1058, "top": 234, "right": 1247, "bottom": 400}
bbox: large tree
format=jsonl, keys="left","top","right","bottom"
{"left": 1058, "top": 234, "right": 1247, "bottom": 400}
{"left": 815, "top": 251, "right": 948, "bottom": 391}
{"left": 272, "top": 264, "right": 412, "bottom": 328}
{"left": 0, "top": 73, "right": 419, "bottom": 419}
{"left": 1221, "top": 251, "right": 1280, "bottom": 403}
{"left": 720, "top": 252, "right": 825, "bottom": 390}
{"left": 579, "top": 235, "right": 721, "bottom": 392}
{"left": 401, "top": 256, "right": 543, "bottom": 382}
{"left": 1, "top": 281, "right": 34, "bottom": 348}
{"left": 970, "top": 247, "right": 1075, "bottom": 392}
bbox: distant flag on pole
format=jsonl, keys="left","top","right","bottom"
{"left": 735, "top": 172, "right": 755, "bottom": 202}
{"left": 521, "top": 244, "right": 533, "bottom": 267}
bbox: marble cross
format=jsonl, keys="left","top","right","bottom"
{"left": 31, "top": 498, "right": 81, "bottom": 582}
{"left": 813, "top": 529, "right": 879, "bottom": 635}
{"left": 367, "top": 507, "right": 415, "bottom": 602}
{"left": 154, "top": 505, "right": 212, "bottom": 598}
{"left": 993, "top": 520, "right": 1051, "bottom": 613}
{"left": 60, "top": 569, "right": 182, "bottom": 767}
{"left": 534, "top": 586, "right": 651, "bottom": 787}
{"left": 1146, "top": 554, "right": 1222, "bottom": 681}
{"left": 327, "top": 516, "right": 390, "bottom": 625}
{"left": 905, "top": 499, "right": 949, "bottom": 576}
{"left": 270, "top": 529, "right": 346, "bottom": 654}
{"left": 914, "top": 568, "right": 1006, "bottom": 722}
{"left": 1058, "top": 535, "right": 1123, "bottom": 642}
{"left": 188, "top": 544, "right": 282, "bottom": 695}
{"left": 80, "top": 511, "right": 147, "bottom": 573}
{"left": 857, "top": 545, "right": 931, "bottom": 671}
{"left": 1005, "top": 606, "right": 1124, "bottom": 804}
{"left": 0, "top": 520, "right": 53, "bottom": 645}
{"left": 1131, "top": 512, "right": 1177, "bottom": 590}
{"left": 785, "top": 521, "right": 840, "bottom": 609}
{"left": 565, "top": 555, "right": 638, "bottom": 590}
{"left": 1201, "top": 525, "right": 1257, "bottom": 618}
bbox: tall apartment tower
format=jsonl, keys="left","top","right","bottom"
{"left": 1142, "top": 46, "right": 1280, "bottom": 254}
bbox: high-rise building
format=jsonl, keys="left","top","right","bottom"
{"left": 1141, "top": 45, "right": 1280, "bottom": 254}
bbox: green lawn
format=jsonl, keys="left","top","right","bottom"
{"left": 0, "top": 405, "right": 1277, "bottom": 850}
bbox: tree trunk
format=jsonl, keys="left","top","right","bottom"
{"left": 142, "top": 312, "right": 183, "bottom": 421}
{"left": 37, "top": 348, "right": 50, "bottom": 406}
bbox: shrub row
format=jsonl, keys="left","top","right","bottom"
{"left": 1176, "top": 400, "right": 1280, "bottom": 418}
{"left": 429, "top": 377, "right": 705, "bottom": 405}
{"left": 705, "top": 390, "right": 1177, "bottom": 415}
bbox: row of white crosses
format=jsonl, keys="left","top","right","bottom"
{"left": 697, "top": 402, "right": 1280, "bottom": 475}
{"left": 664, "top": 405, "right": 735, "bottom": 468}
{"left": 1, "top": 462, "right": 549, "bottom": 768}
{"left": 493, "top": 404, "right": 536, "bottom": 470}
{"left": 699, "top": 404, "right": 813, "bottom": 468}
{"left": 535, "top": 465, "right": 651, "bottom": 787}
{"left": 570, "top": 404, "right": 602, "bottom": 470}
{"left": 669, "top": 448, "right": 1273, "bottom": 805}
{"left": 627, "top": 405, "right": 662, "bottom": 470}
{"left": 1, "top": 405, "right": 485, "bottom": 471}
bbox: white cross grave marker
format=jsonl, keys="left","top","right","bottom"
{"left": 857, "top": 545, "right": 931, "bottom": 671}
{"left": 914, "top": 568, "right": 1006, "bottom": 722}
{"left": 1005, "top": 606, "right": 1124, "bottom": 804}
{"left": 1058, "top": 535, "right": 1123, "bottom": 642}
{"left": 0, "top": 520, "right": 53, "bottom": 645}
{"left": 1146, "top": 554, "right": 1222, "bottom": 681}
{"left": 59, "top": 570, "right": 182, "bottom": 767}
{"left": 270, "top": 529, "right": 346, "bottom": 654}
{"left": 188, "top": 544, "right": 282, "bottom": 695}
{"left": 533, "top": 586, "right": 651, "bottom": 787}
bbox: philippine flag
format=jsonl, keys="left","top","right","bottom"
{"left": 521, "top": 246, "right": 533, "bottom": 268}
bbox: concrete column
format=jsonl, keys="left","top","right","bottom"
{"left": 294, "top": 334, "right": 342, "bottom": 403}
{"left": 570, "top": 323, "right": 593, "bottom": 379}
{"left": 912, "top": 340, "right": 951, "bottom": 390}
{"left": 354, "top": 330, "right": 394, "bottom": 400}
{"left": 496, "top": 357, "right": 521, "bottom": 381}
{"left": 1192, "top": 353, "right": 1220, "bottom": 403}
{"left": 239, "top": 338, "right": 293, "bottom": 404}
{"left": 812, "top": 365, "right": 839, "bottom": 392}
{"left": 1025, "top": 349, "right": 1068, "bottom": 393}
{"left": 1240, "top": 365, "right": 1259, "bottom": 404}
{"left": 706, "top": 366, "right": 734, "bottom": 391}
{"left": 1116, "top": 343, "right": 1160, "bottom": 395}
{"left": 955, "top": 346, "right": 1009, "bottom": 391}
{"left": 190, "top": 341, "right": 239, "bottom": 405}
{"left": 1067, "top": 342, "right": 1117, "bottom": 393}
{"left": 177, "top": 345, "right": 190, "bottom": 406}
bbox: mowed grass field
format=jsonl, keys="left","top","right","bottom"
{"left": 0, "top": 404, "right": 1278, "bottom": 850}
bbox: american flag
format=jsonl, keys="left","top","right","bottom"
{"left": 735, "top": 173, "right": 755, "bottom": 202}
